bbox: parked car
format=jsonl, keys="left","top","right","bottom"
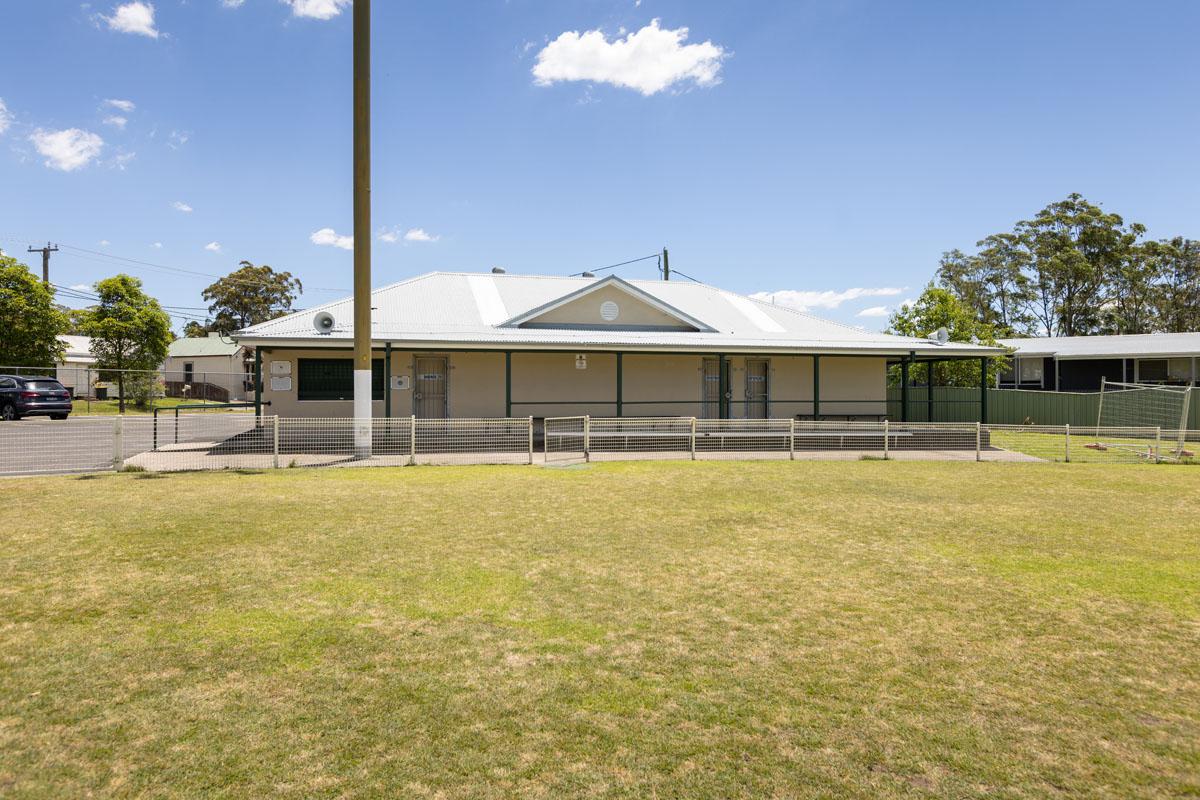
{"left": 0, "top": 375, "right": 73, "bottom": 420}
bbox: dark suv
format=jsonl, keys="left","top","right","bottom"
{"left": 0, "top": 375, "right": 73, "bottom": 421}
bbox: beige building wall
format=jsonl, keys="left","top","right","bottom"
{"left": 163, "top": 354, "right": 247, "bottom": 399}
{"left": 509, "top": 352, "right": 618, "bottom": 418}
{"left": 255, "top": 347, "right": 886, "bottom": 419}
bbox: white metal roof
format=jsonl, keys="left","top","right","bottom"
{"left": 999, "top": 333, "right": 1200, "bottom": 360}
{"left": 58, "top": 335, "right": 96, "bottom": 365}
{"left": 235, "top": 272, "right": 1001, "bottom": 357}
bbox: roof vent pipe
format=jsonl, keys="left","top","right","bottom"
{"left": 581, "top": 271, "right": 595, "bottom": 278}
{"left": 491, "top": 267, "right": 506, "bottom": 274}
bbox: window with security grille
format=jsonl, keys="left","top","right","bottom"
{"left": 297, "top": 358, "right": 384, "bottom": 401}
{"left": 1137, "top": 358, "right": 1192, "bottom": 385}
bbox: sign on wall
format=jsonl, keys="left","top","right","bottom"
{"left": 270, "top": 376, "right": 292, "bottom": 391}
{"left": 575, "top": 354, "right": 587, "bottom": 370}
{"left": 269, "top": 360, "right": 292, "bottom": 376}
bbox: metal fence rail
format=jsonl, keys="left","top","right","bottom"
{"left": 2, "top": 415, "right": 1198, "bottom": 476}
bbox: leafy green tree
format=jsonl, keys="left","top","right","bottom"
{"left": 1015, "top": 194, "right": 1144, "bottom": 336}
{"left": 886, "top": 286, "right": 1009, "bottom": 387}
{"left": 0, "top": 254, "right": 67, "bottom": 367}
{"left": 200, "top": 261, "right": 303, "bottom": 334}
{"left": 1154, "top": 237, "right": 1200, "bottom": 332}
{"left": 81, "top": 274, "right": 172, "bottom": 413}
{"left": 182, "top": 320, "right": 209, "bottom": 338}
{"left": 1101, "top": 241, "right": 1162, "bottom": 334}
{"left": 937, "top": 234, "right": 1034, "bottom": 335}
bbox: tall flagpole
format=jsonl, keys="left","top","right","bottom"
{"left": 352, "top": 0, "right": 373, "bottom": 457}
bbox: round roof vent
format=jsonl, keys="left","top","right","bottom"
{"left": 600, "top": 300, "right": 619, "bottom": 321}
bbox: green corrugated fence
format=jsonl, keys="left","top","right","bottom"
{"left": 885, "top": 387, "right": 1200, "bottom": 428}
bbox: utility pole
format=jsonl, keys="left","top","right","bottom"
{"left": 28, "top": 242, "right": 58, "bottom": 284}
{"left": 662, "top": 246, "right": 670, "bottom": 281}
{"left": 352, "top": 0, "right": 373, "bottom": 458}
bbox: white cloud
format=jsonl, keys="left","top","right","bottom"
{"left": 856, "top": 306, "right": 890, "bottom": 318}
{"left": 103, "top": 2, "right": 160, "bottom": 38}
{"left": 152, "top": 242, "right": 163, "bottom": 248}
{"left": 168, "top": 130, "right": 189, "bottom": 149}
{"left": 750, "top": 287, "right": 905, "bottom": 313}
{"left": 403, "top": 227, "right": 439, "bottom": 243}
{"left": 284, "top": 0, "right": 351, "bottom": 20}
{"left": 70, "top": 283, "right": 94, "bottom": 292}
{"left": 0, "top": 99, "right": 12, "bottom": 136}
{"left": 222, "top": 0, "right": 246, "bottom": 7}
{"left": 172, "top": 201, "right": 193, "bottom": 213}
{"left": 377, "top": 227, "right": 399, "bottom": 244}
{"left": 204, "top": 241, "right": 222, "bottom": 253}
{"left": 110, "top": 151, "right": 136, "bottom": 170}
{"left": 899, "top": 297, "right": 917, "bottom": 310}
{"left": 310, "top": 227, "right": 354, "bottom": 250}
{"left": 29, "top": 128, "right": 105, "bottom": 171}
{"left": 104, "top": 99, "right": 136, "bottom": 112}
{"left": 103, "top": 115, "right": 128, "bottom": 129}
{"left": 99, "top": 240, "right": 111, "bottom": 246}
{"left": 532, "top": 19, "right": 727, "bottom": 96}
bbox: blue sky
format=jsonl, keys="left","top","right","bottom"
{"left": 2, "top": 0, "right": 1198, "bottom": 332}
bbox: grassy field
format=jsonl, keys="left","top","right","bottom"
{"left": 1, "top": 461, "right": 1198, "bottom": 798}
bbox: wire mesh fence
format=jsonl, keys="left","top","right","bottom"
{"left": 2, "top": 415, "right": 1198, "bottom": 476}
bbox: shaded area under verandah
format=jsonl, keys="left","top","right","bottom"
{"left": 252, "top": 346, "right": 994, "bottom": 422}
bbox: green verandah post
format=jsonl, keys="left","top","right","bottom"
{"left": 384, "top": 342, "right": 391, "bottom": 418}
{"left": 616, "top": 352, "right": 623, "bottom": 417}
{"left": 980, "top": 356, "right": 990, "bottom": 424}
{"left": 900, "top": 355, "right": 911, "bottom": 422}
{"left": 812, "top": 355, "right": 821, "bottom": 420}
{"left": 927, "top": 360, "right": 935, "bottom": 423}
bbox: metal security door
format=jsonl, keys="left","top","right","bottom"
{"left": 702, "top": 358, "right": 721, "bottom": 418}
{"left": 413, "top": 356, "right": 448, "bottom": 418}
{"left": 745, "top": 358, "right": 769, "bottom": 419}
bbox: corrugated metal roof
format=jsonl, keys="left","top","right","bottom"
{"left": 167, "top": 334, "right": 243, "bottom": 358}
{"left": 58, "top": 335, "right": 96, "bottom": 364}
{"left": 235, "top": 272, "right": 1001, "bottom": 357}
{"left": 999, "top": 333, "right": 1200, "bottom": 359}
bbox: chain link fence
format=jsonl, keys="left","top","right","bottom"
{"left": 2, "top": 415, "right": 1197, "bottom": 476}
{"left": 1, "top": 365, "right": 253, "bottom": 410}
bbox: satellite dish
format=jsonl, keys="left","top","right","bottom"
{"left": 313, "top": 311, "right": 335, "bottom": 334}
{"left": 928, "top": 327, "right": 949, "bottom": 345}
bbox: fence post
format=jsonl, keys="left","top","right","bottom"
{"left": 272, "top": 416, "right": 280, "bottom": 469}
{"left": 788, "top": 418, "right": 795, "bottom": 460}
{"left": 584, "top": 415, "right": 591, "bottom": 463}
{"left": 1155, "top": 426, "right": 1162, "bottom": 464}
{"left": 528, "top": 416, "right": 534, "bottom": 465}
{"left": 1064, "top": 424, "right": 1070, "bottom": 463}
{"left": 112, "top": 416, "right": 124, "bottom": 471}
{"left": 883, "top": 419, "right": 890, "bottom": 460}
{"left": 691, "top": 416, "right": 698, "bottom": 461}
{"left": 409, "top": 415, "right": 417, "bottom": 466}
{"left": 975, "top": 421, "right": 981, "bottom": 462}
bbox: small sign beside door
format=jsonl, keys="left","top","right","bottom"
{"left": 575, "top": 354, "right": 587, "bottom": 369}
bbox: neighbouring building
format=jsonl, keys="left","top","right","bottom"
{"left": 56, "top": 335, "right": 97, "bottom": 398}
{"left": 998, "top": 333, "right": 1200, "bottom": 392}
{"left": 162, "top": 333, "right": 253, "bottom": 403}
{"left": 232, "top": 271, "right": 1001, "bottom": 420}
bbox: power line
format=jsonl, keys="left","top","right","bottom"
{"left": 569, "top": 253, "right": 661, "bottom": 277}
{"left": 53, "top": 243, "right": 346, "bottom": 294}
{"left": 51, "top": 283, "right": 211, "bottom": 323}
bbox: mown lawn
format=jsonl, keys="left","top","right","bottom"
{"left": 1, "top": 461, "right": 1197, "bottom": 798}
{"left": 70, "top": 396, "right": 246, "bottom": 416}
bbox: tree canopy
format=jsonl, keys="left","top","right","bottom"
{"left": 0, "top": 254, "right": 67, "bottom": 368}
{"left": 192, "top": 261, "right": 303, "bottom": 335}
{"left": 886, "top": 286, "right": 1008, "bottom": 387}
{"left": 81, "top": 274, "right": 172, "bottom": 412}
{"left": 934, "top": 194, "right": 1195, "bottom": 337}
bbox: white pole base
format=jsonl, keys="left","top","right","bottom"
{"left": 353, "top": 369, "right": 373, "bottom": 458}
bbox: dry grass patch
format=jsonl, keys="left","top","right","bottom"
{"left": 1, "top": 461, "right": 1198, "bottom": 798}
